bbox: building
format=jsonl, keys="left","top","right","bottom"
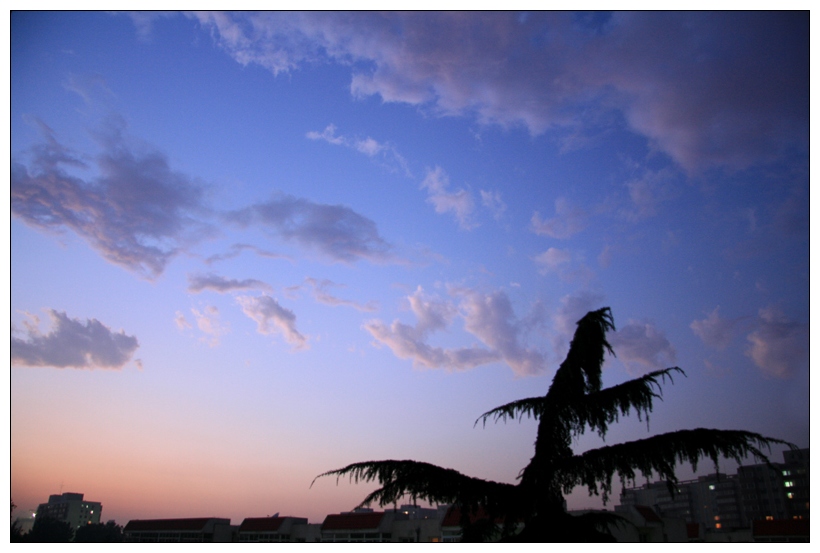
{"left": 237, "top": 516, "right": 310, "bottom": 542}
{"left": 320, "top": 509, "right": 394, "bottom": 542}
{"left": 123, "top": 518, "right": 232, "bottom": 542}
{"left": 752, "top": 518, "right": 810, "bottom": 543}
{"left": 35, "top": 492, "right": 102, "bottom": 531}
{"left": 736, "top": 447, "right": 810, "bottom": 523}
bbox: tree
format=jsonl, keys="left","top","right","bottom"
{"left": 74, "top": 520, "right": 124, "bottom": 542}
{"left": 316, "top": 308, "right": 792, "bottom": 542}
{"left": 26, "top": 516, "right": 74, "bottom": 543}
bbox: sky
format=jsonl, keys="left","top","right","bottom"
{"left": 9, "top": 11, "right": 810, "bottom": 526}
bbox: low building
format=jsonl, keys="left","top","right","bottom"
{"left": 320, "top": 509, "right": 394, "bottom": 542}
{"left": 123, "top": 517, "right": 232, "bottom": 542}
{"left": 238, "top": 516, "right": 309, "bottom": 542}
{"left": 752, "top": 519, "right": 810, "bottom": 543}
{"left": 36, "top": 492, "right": 102, "bottom": 531}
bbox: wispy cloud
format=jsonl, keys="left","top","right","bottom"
{"left": 190, "top": 305, "right": 228, "bottom": 347}
{"left": 690, "top": 307, "right": 737, "bottom": 350}
{"left": 420, "top": 166, "right": 476, "bottom": 230}
{"left": 187, "top": 273, "right": 272, "bottom": 294}
{"left": 227, "top": 195, "right": 393, "bottom": 264}
{"left": 365, "top": 286, "right": 545, "bottom": 376}
{"left": 204, "top": 243, "right": 291, "bottom": 265}
{"left": 190, "top": 11, "right": 808, "bottom": 171}
{"left": 480, "top": 190, "right": 507, "bottom": 220}
{"left": 287, "top": 277, "right": 378, "bottom": 312}
{"left": 307, "top": 123, "right": 410, "bottom": 175}
{"left": 12, "top": 310, "right": 139, "bottom": 369}
{"left": 237, "top": 295, "right": 307, "bottom": 350}
{"left": 11, "top": 118, "right": 209, "bottom": 278}
{"left": 745, "top": 306, "right": 808, "bottom": 378}
{"left": 531, "top": 198, "right": 587, "bottom": 239}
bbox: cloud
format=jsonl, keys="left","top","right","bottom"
{"left": 11, "top": 310, "right": 139, "bottom": 369}
{"left": 237, "top": 295, "right": 307, "bottom": 350}
{"left": 420, "top": 166, "right": 476, "bottom": 230}
{"left": 365, "top": 286, "right": 545, "bottom": 376}
{"left": 174, "top": 311, "right": 192, "bottom": 330}
{"left": 289, "top": 277, "right": 378, "bottom": 312}
{"left": 192, "top": 11, "right": 808, "bottom": 171}
{"left": 11, "top": 119, "right": 209, "bottom": 278}
{"left": 480, "top": 190, "right": 507, "bottom": 220}
{"left": 204, "top": 243, "right": 292, "bottom": 265}
{"left": 690, "top": 307, "right": 736, "bottom": 350}
{"left": 533, "top": 248, "right": 572, "bottom": 275}
{"left": 227, "top": 195, "right": 392, "bottom": 264}
{"left": 531, "top": 198, "right": 587, "bottom": 239}
{"left": 307, "top": 123, "right": 410, "bottom": 175}
{"left": 609, "top": 320, "right": 677, "bottom": 374}
{"left": 187, "top": 273, "right": 272, "bottom": 294}
{"left": 745, "top": 306, "right": 808, "bottom": 378}
{"left": 621, "top": 168, "right": 679, "bottom": 221}
{"left": 551, "top": 291, "right": 606, "bottom": 359}
{"left": 190, "top": 305, "right": 228, "bottom": 347}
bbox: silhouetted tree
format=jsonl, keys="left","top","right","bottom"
{"left": 316, "top": 308, "right": 792, "bottom": 542}
{"left": 11, "top": 500, "right": 25, "bottom": 543}
{"left": 74, "top": 520, "right": 124, "bottom": 542}
{"left": 27, "top": 516, "right": 74, "bottom": 542}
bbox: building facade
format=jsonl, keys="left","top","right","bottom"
{"left": 35, "top": 492, "right": 102, "bottom": 531}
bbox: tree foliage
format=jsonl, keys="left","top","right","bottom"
{"left": 74, "top": 520, "right": 124, "bottom": 542}
{"left": 316, "top": 307, "right": 792, "bottom": 542}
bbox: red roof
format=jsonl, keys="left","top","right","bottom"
{"left": 322, "top": 512, "right": 385, "bottom": 531}
{"left": 441, "top": 506, "right": 509, "bottom": 527}
{"left": 686, "top": 523, "right": 701, "bottom": 539}
{"left": 124, "top": 518, "right": 226, "bottom": 532}
{"left": 633, "top": 505, "right": 662, "bottom": 524}
{"left": 753, "top": 519, "right": 809, "bottom": 537}
{"left": 239, "top": 517, "right": 287, "bottom": 532}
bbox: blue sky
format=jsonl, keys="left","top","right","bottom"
{"left": 9, "top": 11, "right": 810, "bottom": 524}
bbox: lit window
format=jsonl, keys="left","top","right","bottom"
{"left": 782, "top": 470, "right": 791, "bottom": 476}
{"left": 765, "top": 516, "right": 774, "bottom": 521}
{"left": 714, "top": 516, "right": 720, "bottom": 521}
{"left": 787, "top": 493, "right": 794, "bottom": 499}
{"left": 709, "top": 485, "right": 715, "bottom": 490}
{"left": 715, "top": 523, "right": 722, "bottom": 529}
{"left": 784, "top": 481, "right": 794, "bottom": 488}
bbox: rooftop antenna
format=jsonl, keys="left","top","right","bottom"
{"left": 59, "top": 481, "right": 64, "bottom": 494}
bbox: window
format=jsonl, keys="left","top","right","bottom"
{"left": 784, "top": 481, "right": 794, "bottom": 488}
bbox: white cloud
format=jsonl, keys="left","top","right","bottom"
{"left": 533, "top": 248, "right": 572, "bottom": 275}
{"left": 174, "top": 311, "right": 192, "bottom": 330}
{"left": 307, "top": 123, "right": 409, "bottom": 174}
{"left": 530, "top": 198, "right": 587, "bottom": 239}
{"left": 621, "top": 168, "right": 679, "bottom": 221}
{"left": 237, "top": 295, "right": 307, "bottom": 350}
{"left": 420, "top": 166, "right": 476, "bottom": 230}
{"left": 690, "top": 307, "right": 735, "bottom": 350}
{"left": 190, "top": 305, "right": 228, "bottom": 347}
{"left": 746, "top": 306, "right": 808, "bottom": 378}
{"left": 365, "top": 286, "right": 545, "bottom": 376}
{"left": 11, "top": 309, "right": 139, "bottom": 369}
{"left": 609, "top": 320, "right": 677, "bottom": 374}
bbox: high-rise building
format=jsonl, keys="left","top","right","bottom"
{"left": 35, "top": 492, "right": 102, "bottom": 530}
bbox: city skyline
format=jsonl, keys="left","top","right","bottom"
{"left": 10, "top": 11, "right": 809, "bottom": 525}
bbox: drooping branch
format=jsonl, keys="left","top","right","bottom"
{"left": 555, "top": 428, "right": 794, "bottom": 503}
{"left": 476, "top": 368, "right": 684, "bottom": 439}
{"left": 313, "top": 459, "right": 518, "bottom": 510}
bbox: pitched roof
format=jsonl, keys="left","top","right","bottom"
{"left": 238, "top": 517, "right": 304, "bottom": 532}
{"left": 124, "top": 518, "right": 226, "bottom": 532}
{"left": 322, "top": 512, "right": 385, "bottom": 531}
{"left": 633, "top": 505, "right": 663, "bottom": 523}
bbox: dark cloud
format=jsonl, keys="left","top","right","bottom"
{"left": 187, "top": 273, "right": 272, "bottom": 294}
{"left": 12, "top": 310, "right": 139, "bottom": 369}
{"left": 11, "top": 120, "right": 209, "bottom": 278}
{"left": 227, "top": 195, "right": 392, "bottom": 263}
{"left": 193, "top": 11, "right": 808, "bottom": 171}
